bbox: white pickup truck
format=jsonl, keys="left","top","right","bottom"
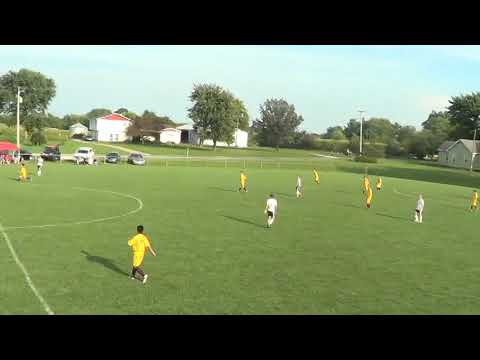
{"left": 74, "top": 147, "right": 95, "bottom": 164}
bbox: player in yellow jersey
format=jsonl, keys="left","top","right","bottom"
{"left": 366, "top": 185, "right": 373, "bottom": 208}
{"left": 18, "top": 163, "right": 30, "bottom": 182}
{"left": 313, "top": 169, "right": 320, "bottom": 184}
{"left": 376, "top": 176, "right": 382, "bottom": 191}
{"left": 363, "top": 175, "right": 370, "bottom": 194}
{"left": 128, "top": 225, "right": 157, "bottom": 284}
{"left": 239, "top": 170, "right": 248, "bottom": 192}
{"left": 470, "top": 190, "right": 478, "bottom": 212}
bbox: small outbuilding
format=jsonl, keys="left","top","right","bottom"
{"left": 69, "top": 123, "right": 89, "bottom": 137}
{"left": 159, "top": 128, "right": 181, "bottom": 144}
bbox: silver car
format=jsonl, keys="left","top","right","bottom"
{"left": 127, "top": 153, "right": 146, "bottom": 165}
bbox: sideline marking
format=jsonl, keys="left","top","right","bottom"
{"left": 0, "top": 222, "right": 54, "bottom": 315}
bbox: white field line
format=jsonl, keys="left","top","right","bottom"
{"left": 5, "top": 187, "right": 144, "bottom": 231}
{"left": 0, "top": 222, "right": 54, "bottom": 315}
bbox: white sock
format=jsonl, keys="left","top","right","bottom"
{"left": 419, "top": 214, "right": 422, "bottom": 223}
{"left": 414, "top": 213, "right": 418, "bottom": 222}
{"left": 267, "top": 217, "right": 274, "bottom": 226}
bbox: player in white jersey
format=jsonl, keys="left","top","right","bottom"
{"left": 414, "top": 194, "right": 424, "bottom": 223}
{"left": 264, "top": 193, "right": 278, "bottom": 228}
{"left": 37, "top": 156, "right": 44, "bottom": 176}
{"left": 296, "top": 176, "right": 303, "bottom": 198}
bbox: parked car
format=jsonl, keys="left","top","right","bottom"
{"left": 13, "top": 148, "right": 33, "bottom": 161}
{"left": 84, "top": 135, "right": 94, "bottom": 141}
{"left": 105, "top": 152, "right": 121, "bottom": 164}
{"left": 127, "top": 153, "right": 146, "bottom": 165}
{"left": 74, "top": 147, "right": 95, "bottom": 164}
{"left": 41, "top": 145, "right": 61, "bottom": 161}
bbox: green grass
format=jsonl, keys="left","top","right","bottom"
{"left": 1, "top": 157, "right": 480, "bottom": 314}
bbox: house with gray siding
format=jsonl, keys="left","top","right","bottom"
{"left": 437, "top": 139, "right": 480, "bottom": 169}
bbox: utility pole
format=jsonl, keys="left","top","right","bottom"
{"left": 16, "top": 87, "right": 23, "bottom": 163}
{"left": 358, "top": 109, "right": 366, "bottom": 155}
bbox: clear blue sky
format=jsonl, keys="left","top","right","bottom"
{"left": 1, "top": 45, "right": 479, "bottom": 133}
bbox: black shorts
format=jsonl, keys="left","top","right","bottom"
{"left": 415, "top": 209, "right": 421, "bottom": 214}
{"left": 267, "top": 211, "right": 274, "bottom": 218}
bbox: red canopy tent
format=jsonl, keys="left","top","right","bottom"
{"left": 0, "top": 142, "right": 19, "bottom": 152}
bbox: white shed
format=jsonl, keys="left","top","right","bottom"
{"left": 69, "top": 122, "right": 89, "bottom": 137}
{"left": 159, "top": 128, "right": 181, "bottom": 144}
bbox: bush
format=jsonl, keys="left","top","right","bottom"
{"left": 354, "top": 155, "right": 378, "bottom": 163}
{"left": 30, "top": 131, "right": 47, "bottom": 145}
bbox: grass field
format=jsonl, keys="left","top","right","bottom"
{"left": 2, "top": 157, "right": 480, "bottom": 314}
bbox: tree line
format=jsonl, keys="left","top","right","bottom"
{"left": 2, "top": 68, "right": 480, "bottom": 157}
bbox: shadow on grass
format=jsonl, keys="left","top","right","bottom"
{"left": 208, "top": 187, "right": 238, "bottom": 193}
{"left": 81, "top": 250, "right": 129, "bottom": 276}
{"left": 331, "top": 203, "right": 364, "bottom": 210}
{"left": 275, "top": 192, "right": 296, "bottom": 198}
{"left": 222, "top": 215, "right": 266, "bottom": 229}
{"left": 375, "top": 212, "right": 411, "bottom": 223}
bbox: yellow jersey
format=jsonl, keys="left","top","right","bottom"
{"left": 364, "top": 177, "right": 370, "bottom": 191}
{"left": 472, "top": 192, "right": 478, "bottom": 205}
{"left": 314, "top": 170, "right": 319, "bottom": 181}
{"left": 367, "top": 186, "right": 373, "bottom": 202}
{"left": 240, "top": 174, "right": 247, "bottom": 184}
{"left": 20, "top": 167, "right": 27, "bottom": 177}
{"left": 128, "top": 234, "right": 151, "bottom": 254}
{"left": 376, "top": 178, "right": 382, "bottom": 188}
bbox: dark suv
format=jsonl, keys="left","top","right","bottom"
{"left": 105, "top": 152, "right": 121, "bottom": 164}
{"left": 41, "top": 145, "right": 61, "bottom": 161}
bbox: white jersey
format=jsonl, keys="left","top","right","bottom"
{"left": 416, "top": 198, "right": 424, "bottom": 211}
{"left": 37, "top": 157, "right": 44, "bottom": 167}
{"left": 297, "top": 177, "right": 302, "bottom": 188}
{"left": 266, "top": 198, "right": 278, "bottom": 213}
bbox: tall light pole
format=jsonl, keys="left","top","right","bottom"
{"left": 470, "top": 115, "right": 480, "bottom": 172}
{"left": 358, "top": 109, "right": 366, "bottom": 155}
{"left": 16, "top": 87, "right": 24, "bottom": 163}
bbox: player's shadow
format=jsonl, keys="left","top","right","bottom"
{"left": 222, "top": 215, "right": 265, "bottom": 228}
{"left": 81, "top": 250, "right": 129, "bottom": 276}
{"left": 375, "top": 213, "right": 411, "bottom": 222}
{"left": 275, "top": 192, "right": 296, "bottom": 198}
{"left": 208, "top": 187, "right": 238, "bottom": 193}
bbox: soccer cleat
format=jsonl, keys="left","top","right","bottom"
{"left": 130, "top": 276, "right": 135, "bottom": 280}
{"left": 142, "top": 274, "right": 149, "bottom": 284}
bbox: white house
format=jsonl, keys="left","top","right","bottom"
{"left": 69, "top": 122, "right": 89, "bottom": 137}
{"left": 176, "top": 124, "right": 248, "bottom": 148}
{"left": 159, "top": 128, "right": 181, "bottom": 144}
{"left": 89, "top": 113, "right": 132, "bottom": 142}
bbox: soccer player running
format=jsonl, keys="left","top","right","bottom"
{"left": 296, "top": 176, "right": 304, "bottom": 198}
{"left": 414, "top": 194, "right": 425, "bottom": 223}
{"left": 19, "top": 163, "right": 29, "bottom": 182}
{"left": 376, "top": 176, "right": 382, "bottom": 191}
{"left": 239, "top": 170, "right": 248, "bottom": 192}
{"left": 366, "top": 184, "right": 373, "bottom": 208}
{"left": 313, "top": 169, "right": 320, "bottom": 184}
{"left": 128, "top": 225, "right": 157, "bottom": 284}
{"left": 363, "top": 175, "right": 370, "bottom": 194}
{"left": 37, "top": 156, "right": 44, "bottom": 176}
{"left": 264, "top": 194, "right": 278, "bottom": 228}
{"left": 470, "top": 190, "right": 478, "bottom": 212}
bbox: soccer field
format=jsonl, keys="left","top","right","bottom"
{"left": 2, "top": 159, "right": 480, "bottom": 314}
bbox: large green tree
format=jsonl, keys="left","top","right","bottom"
{"left": 421, "top": 110, "right": 452, "bottom": 152}
{"left": 323, "top": 126, "right": 346, "bottom": 140}
{"left": 447, "top": 92, "right": 480, "bottom": 139}
{"left": 253, "top": 99, "right": 304, "bottom": 151}
{"left": 0, "top": 69, "right": 56, "bottom": 117}
{"left": 126, "top": 110, "right": 177, "bottom": 142}
{"left": 344, "top": 119, "right": 360, "bottom": 139}
{"left": 86, "top": 108, "right": 112, "bottom": 120}
{"left": 188, "top": 84, "right": 239, "bottom": 150}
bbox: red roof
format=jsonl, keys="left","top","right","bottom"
{"left": 99, "top": 113, "right": 132, "bottom": 122}
{"left": 0, "top": 142, "right": 19, "bottom": 152}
